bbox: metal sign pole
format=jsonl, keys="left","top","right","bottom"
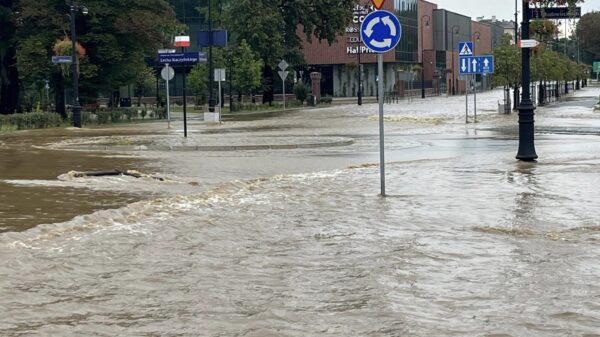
{"left": 473, "top": 75, "right": 477, "bottom": 123}
{"left": 465, "top": 76, "right": 469, "bottom": 123}
{"left": 377, "top": 53, "right": 386, "bottom": 197}
{"left": 283, "top": 77, "right": 286, "bottom": 110}
{"left": 166, "top": 63, "right": 171, "bottom": 129}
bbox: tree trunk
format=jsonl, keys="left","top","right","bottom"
{"left": 262, "top": 64, "right": 274, "bottom": 106}
{"left": 0, "top": 46, "right": 19, "bottom": 115}
{"left": 513, "top": 86, "right": 520, "bottom": 111}
{"left": 52, "top": 72, "right": 66, "bottom": 119}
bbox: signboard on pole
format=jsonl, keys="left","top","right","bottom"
{"left": 161, "top": 65, "right": 175, "bottom": 81}
{"left": 529, "top": 7, "right": 581, "bottom": 20}
{"left": 370, "top": 0, "right": 385, "bottom": 10}
{"left": 593, "top": 62, "right": 600, "bottom": 73}
{"left": 360, "top": 10, "right": 402, "bottom": 196}
{"left": 51, "top": 56, "right": 72, "bottom": 64}
{"left": 360, "top": 10, "right": 402, "bottom": 53}
{"left": 519, "top": 39, "right": 540, "bottom": 48}
{"left": 214, "top": 68, "right": 226, "bottom": 82}
{"left": 458, "top": 42, "right": 474, "bottom": 56}
{"left": 158, "top": 52, "right": 207, "bottom": 64}
{"left": 459, "top": 55, "right": 494, "bottom": 75}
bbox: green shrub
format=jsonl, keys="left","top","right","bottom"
{"left": 96, "top": 111, "right": 110, "bottom": 124}
{"left": 141, "top": 109, "right": 147, "bottom": 119}
{"left": 110, "top": 109, "right": 123, "bottom": 123}
{"left": 294, "top": 83, "right": 309, "bottom": 103}
{"left": 0, "top": 112, "right": 63, "bottom": 130}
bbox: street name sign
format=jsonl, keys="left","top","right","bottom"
{"left": 529, "top": 7, "right": 581, "bottom": 20}
{"left": 519, "top": 39, "right": 540, "bottom": 48}
{"left": 458, "top": 42, "right": 474, "bottom": 56}
{"left": 371, "top": 0, "right": 385, "bottom": 10}
{"left": 360, "top": 10, "right": 402, "bottom": 53}
{"left": 52, "top": 56, "right": 72, "bottom": 64}
{"left": 158, "top": 52, "right": 207, "bottom": 64}
{"left": 458, "top": 55, "right": 494, "bottom": 75}
{"left": 158, "top": 49, "right": 176, "bottom": 54}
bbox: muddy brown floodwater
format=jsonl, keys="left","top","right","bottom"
{"left": 1, "top": 87, "right": 600, "bottom": 336}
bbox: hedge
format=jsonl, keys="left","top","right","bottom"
{"left": 0, "top": 112, "right": 63, "bottom": 130}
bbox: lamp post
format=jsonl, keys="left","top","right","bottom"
{"left": 516, "top": 0, "right": 538, "bottom": 161}
{"left": 451, "top": 25, "right": 459, "bottom": 96}
{"left": 69, "top": 2, "right": 87, "bottom": 128}
{"left": 357, "top": 33, "right": 363, "bottom": 105}
{"left": 421, "top": 15, "right": 430, "bottom": 99}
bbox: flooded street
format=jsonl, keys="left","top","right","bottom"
{"left": 1, "top": 87, "right": 600, "bottom": 336}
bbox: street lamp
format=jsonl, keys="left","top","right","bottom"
{"left": 421, "top": 15, "right": 430, "bottom": 99}
{"left": 516, "top": 0, "right": 538, "bottom": 161}
{"left": 451, "top": 25, "right": 459, "bottom": 95}
{"left": 68, "top": 2, "right": 87, "bottom": 128}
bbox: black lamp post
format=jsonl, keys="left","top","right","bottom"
{"left": 451, "top": 25, "right": 459, "bottom": 96}
{"left": 357, "top": 34, "right": 363, "bottom": 105}
{"left": 69, "top": 2, "right": 87, "bottom": 128}
{"left": 421, "top": 15, "right": 430, "bottom": 99}
{"left": 516, "top": 0, "right": 538, "bottom": 161}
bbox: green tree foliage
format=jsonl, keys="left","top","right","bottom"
{"left": 492, "top": 34, "right": 521, "bottom": 88}
{"left": 133, "top": 65, "right": 156, "bottom": 106}
{"left": 225, "top": 0, "right": 355, "bottom": 66}
{"left": 188, "top": 63, "right": 208, "bottom": 101}
{"left": 233, "top": 40, "right": 262, "bottom": 102}
{"left": 2, "top": 0, "right": 180, "bottom": 114}
{"left": 577, "top": 11, "right": 600, "bottom": 58}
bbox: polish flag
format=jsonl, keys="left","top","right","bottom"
{"left": 175, "top": 35, "right": 191, "bottom": 47}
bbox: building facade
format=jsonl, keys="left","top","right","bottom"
{"left": 301, "top": 0, "right": 499, "bottom": 98}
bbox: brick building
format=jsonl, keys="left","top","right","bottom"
{"left": 301, "top": 0, "right": 500, "bottom": 98}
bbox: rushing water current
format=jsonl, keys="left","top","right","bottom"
{"left": 1, "top": 89, "right": 600, "bottom": 336}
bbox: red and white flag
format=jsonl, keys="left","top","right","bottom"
{"left": 174, "top": 35, "right": 190, "bottom": 47}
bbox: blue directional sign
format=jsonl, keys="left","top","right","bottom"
{"left": 360, "top": 10, "right": 402, "bottom": 53}
{"left": 458, "top": 55, "right": 494, "bottom": 75}
{"left": 458, "top": 41, "right": 474, "bottom": 56}
{"left": 158, "top": 52, "right": 207, "bottom": 64}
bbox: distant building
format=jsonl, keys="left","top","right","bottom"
{"left": 300, "top": 0, "right": 498, "bottom": 98}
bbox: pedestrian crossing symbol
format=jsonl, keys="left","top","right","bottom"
{"left": 458, "top": 41, "right": 473, "bottom": 56}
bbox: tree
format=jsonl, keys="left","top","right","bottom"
{"left": 577, "top": 11, "right": 600, "bottom": 58}
{"left": 2, "top": 0, "right": 180, "bottom": 114}
{"left": 0, "top": 0, "right": 20, "bottom": 114}
{"left": 224, "top": 0, "right": 355, "bottom": 104}
{"left": 493, "top": 34, "right": 521, "bottom": 108}
{"left": 233, "top": 40, "right": 262, "bottom": 103}
{"left": 133, "top": 65, "right": 156, "bottom": 107}
{"left": 187, "top": 63, "right": 208, "bottom": 104}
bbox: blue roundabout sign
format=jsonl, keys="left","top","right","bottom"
{"left": 360, "top": 10, "right": 402, "bottom": 53}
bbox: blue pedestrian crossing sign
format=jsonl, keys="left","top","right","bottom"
{"left": 458, "top": 55, "right": 494, "bottom": 75}
{"left": 458, "top": 41, "right": 474, "bottom": 56}
{"left": 360, "top": 10, "right": 402, "bottom": 53}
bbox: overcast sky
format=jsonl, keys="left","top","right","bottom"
{"left": 431, "top": 0, "right": 600, "bottom": 22}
